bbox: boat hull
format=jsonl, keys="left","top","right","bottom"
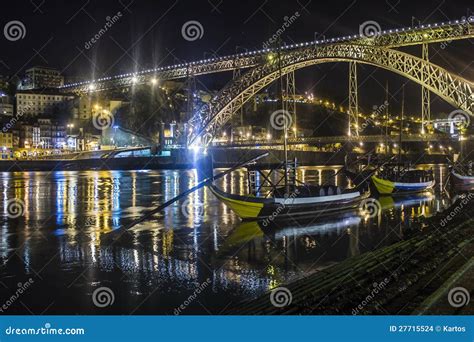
{"left": 451, "top": 171, "right": 474, "bottom": 192}
{"left": 209, "top": 185, "right": 367, "bottom": 220}
{"left": 371, "top": 175, "right": 435, "bottom": 195}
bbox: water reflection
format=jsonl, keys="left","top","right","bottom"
{"left": 0, "top": 166, "right": 454, "bottom": 314}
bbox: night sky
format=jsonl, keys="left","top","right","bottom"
{"left": 0, "top": 0, "right": 473, "bottom": 115}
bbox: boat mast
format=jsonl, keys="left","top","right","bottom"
{"left": 398, "top": 85, "right": 405, "bottom": 179}
{"left": 277, "top": 42, "right": 289, "bottom": 195}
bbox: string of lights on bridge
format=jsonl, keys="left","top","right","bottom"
{"left": 60, "top": 17, "right": 474, "bottom": 91}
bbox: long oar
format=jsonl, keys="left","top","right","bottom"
{"left": 114, "top": 152, "right": 269, "bottom": 233}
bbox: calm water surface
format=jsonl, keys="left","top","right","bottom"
{"left": 0, "top": 166, "right": 453, "bottom": 314}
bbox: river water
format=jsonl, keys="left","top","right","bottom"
{"left": 0, "top": 165, "right": 454, "bottom": 314}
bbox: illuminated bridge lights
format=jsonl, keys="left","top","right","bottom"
{"left": 60, "top": 18, "right": 474, "bottom": 92}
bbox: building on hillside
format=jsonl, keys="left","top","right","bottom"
{"left": 73, "top": 98, "right": 126, "bottom": 121}
{"left": 38, "top": 118, "right": 52, "bottom": 148}
{"left": 73, "top": 96, "right": 92, "bottom": 120}
{"left": 19, "top": 66, "right": 64, "bottom": 89}
{"left": 12, "top": 129, "right": 20, "bottom": 148}
{"left": 52, "top": 122, "right": 66, "bottom": 148}
{"left": 0, "top": 103, "right": 13, "bottom": 116}
{"left": 0, "top": 132, "right": 13, "bottom": 149}
{"left": 15, "top": 89, "right": 75, "bottom": 117}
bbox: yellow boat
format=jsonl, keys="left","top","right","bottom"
{"left": 371, "top": 172, "right": 435, "bottom": 195}
{"left": 210, "top": 184, "right": 368, "bottom": 221}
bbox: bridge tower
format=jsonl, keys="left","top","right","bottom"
{"left": 184, "top": 68, "right": 196, "bottom": 146}
{"left": 285, "top": 71, "right": 297, "bottom": 137}
{"left": 421, "top": 43, "right": 431, "bottom": 134}
{"left": 232, "top": 59, "right": 243, "bottom": 127}
{"left": 348, "top": 61, "right": 359, "bottom": 137}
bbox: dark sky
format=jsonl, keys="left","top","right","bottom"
{"left": 0, "top": 0, "right": 473, "bottom": 115}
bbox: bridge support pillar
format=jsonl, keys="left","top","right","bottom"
{"left": 285, "top": 71, "right": 297, "bottom": 137}
{"left": 348, "top": 61, "right": 359, "bottom": 137}
{"left": 184, "top": 69, "right": 196, "bottom": 147}
{"left": 233, "top": 59, "right": 243, "bottom": 127}
{"left": 421, "top": 43, "right": 431, "bottom": 134}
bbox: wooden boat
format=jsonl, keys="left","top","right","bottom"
{"left": 204, "top": 49, "right": 369, "bottom": 222}
{"left": 209, "top": 183, "right": 368, "bottom": 221}
{"left": 450, "top": 170, "right": 474, "bottom": 192}
{"left": 369, "top": 86, "right": 435, "bottom": 195}
{"left": 371, "top": 169, "right": 435, "bottom": 195}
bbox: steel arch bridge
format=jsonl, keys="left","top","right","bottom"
{"left": 59, "top": 18, "right": 474, "bottom": 147}
{"left": 61, "top": 18, "right": 474, "bottom": 94}
{"left": 188, "top": 43, "right": 474, "bottom": 146}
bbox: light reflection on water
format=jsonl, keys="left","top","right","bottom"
{"left": 0, "top": 166, "right": 453, "bottom": 314}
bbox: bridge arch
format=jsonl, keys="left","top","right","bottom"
{"left": 188, "top": 44, "right": 473, "bottom": 146}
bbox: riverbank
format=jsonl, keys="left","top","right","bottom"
{"left": 230, "top": 193, "right": 474, "bottom": 315}
{"left": 0, "top": 148, "right": 450, "bottom": 171}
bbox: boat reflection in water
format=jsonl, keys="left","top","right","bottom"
{"left": 263, "top": 214, "right": 362, "bottom": 240}
{"left": 377, "top": 191, "right": 435, "bottom": 210}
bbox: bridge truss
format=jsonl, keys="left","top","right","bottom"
{"left": 188, "top": 43, "right": 473, "bottom": 146}
{"left": 59, "top": 18, "right": 474, "bottom": 147}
